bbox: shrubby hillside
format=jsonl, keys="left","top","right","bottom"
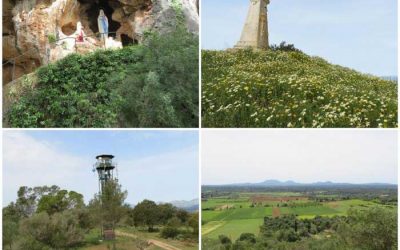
{"left": 5, "top": 27, "right": 198, "bottom": 128}
{"left": 202, "top": 48, "right": 397, "bottom": 128}
{"left": 3, "top": 184, "right": 199, "bottom": 249}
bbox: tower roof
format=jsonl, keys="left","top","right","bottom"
{"left": 96, "top": 154, "right": 114, "bottom": 159}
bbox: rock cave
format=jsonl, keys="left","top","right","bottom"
{"left": 78, "top": 0, "right": 121, "bottom": 38}
{"left": 121, "top": 34, "right": 136, "bottom": 46}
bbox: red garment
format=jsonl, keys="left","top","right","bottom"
{"left": 76, "top": 30, "right": 83, "bottom": 42}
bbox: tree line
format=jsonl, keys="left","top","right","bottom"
{"left": 3, "top": 182, "right": 198, "bottom": 250}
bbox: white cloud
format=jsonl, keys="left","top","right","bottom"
{"left": 3, "top": 132, "right": 199, "bottom": 206}
{"left": 3, "top": 131, "right": 92, "bottom": 205}
{"left": 118, "top": 146, "right": 199, "bottom": 205}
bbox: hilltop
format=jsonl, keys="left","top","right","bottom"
{"left": 202, "top": 49, "right": 397, "bottom": 128}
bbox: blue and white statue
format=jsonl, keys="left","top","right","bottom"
{"left": 97, "top": 9, "right": 109, "bottom": 42}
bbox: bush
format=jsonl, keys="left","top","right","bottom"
{"left": 7, "top": 26, "right": 199, "bottom": 128}
{"left": 270, "top": 41, "right": 301, "bottom": 52}
{"left": 237, "top": 233, "right": 256, "bottom": 244}
{"left": 219, "top": 234, "right": 232, "bottom": 245}
{"left": 19, "top": 210, "right": 85, "bottom": 248}
{"left": 48, "top": 34, "right": 56, "bottom": 44}
{"left": 160, "top": 226, "right": 180, "bottom": 239}
{"left": 113, "top": 26, "right": 199, "bottom": 128}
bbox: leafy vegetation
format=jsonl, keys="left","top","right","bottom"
{"left": 203, "top": 207, "right": 397, "bottom": 250}
{"left": 202, "top": 48, "right": 397, "bottom": 128}
{"left": 3, "top": 184, "right": 199, "bottom": 250}
{"left": 6, "top": 26, "right": 198, "bottom": 128}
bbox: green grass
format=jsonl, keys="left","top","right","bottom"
{"left": 204, "top": 219, "right": 263, "bottom": 240}
{"left": 202, "top": 49, "right": 398, "bottom": 128}
{"left": 288, "top": 206, "right": 338, "bottom": 216}
{"left": 202, "top": 195, "right": 396, "bottom": 241}
{"left": 119, "top": 227, "right": 199, "bottom": 250}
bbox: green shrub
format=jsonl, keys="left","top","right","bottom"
{"left": 7, "top": 26, "right": 198, "bottom": 128}
{"left": 270, "top": 41, "right": 301, "bottom": 52}
{"left": 160, "top": 226, "right": 180, "bottom": 239}
{"left": 48, "top": 34, "right": 56, "bottom": 44}
{"left": 237, "top": 233, "right": 256, "bottom": 244}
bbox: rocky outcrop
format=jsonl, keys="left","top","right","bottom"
{"left": 3, "top": 0, "right": 199, "bottom": 85}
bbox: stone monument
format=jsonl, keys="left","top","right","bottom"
{"left": 235, "top": 0, "right": 270, "bottom": 49}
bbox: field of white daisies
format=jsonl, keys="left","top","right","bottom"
{"left": 202, "top": 49, "right": 397, "bottom": 128}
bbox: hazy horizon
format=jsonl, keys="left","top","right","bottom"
{"left": 203, "top": 179, "right": 398, "bottom": 186}
{"left": 3, "top": 131, "right": 199, "bottom": 207}
{"left": 202, "top": 130, "right": 397, "bottom": 185}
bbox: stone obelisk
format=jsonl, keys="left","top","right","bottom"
{"left": 235, "top": 0, "right": 270, "bottom": 49}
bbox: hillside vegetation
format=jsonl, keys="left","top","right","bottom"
{"left": 3, "top": 184, "right": 199, "bottom": 250}
{"left": 202, "top": 49, "right": 397, "bottom": 128}
{"left": 5, "top": 27, "right": 198, "bottom": 128}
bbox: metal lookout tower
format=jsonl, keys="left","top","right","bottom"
{"left": 94, "top": 154, "right": 117, "bottom": 193}
{"left": 93, "top": 154, "right": 118, "bottom": 240}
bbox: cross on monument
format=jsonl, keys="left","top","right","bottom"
{"left": 235, "top": 0, "right": 270, "bottom": 49}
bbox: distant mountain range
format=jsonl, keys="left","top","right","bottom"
{"left": 207, "top": 179, "right": 397, "bottom": 187}
{"left": 168, "top": 199, "right": 198, "bottom": 212}
{"left": 380, "top": 76, "right": 398, "bottom": 83}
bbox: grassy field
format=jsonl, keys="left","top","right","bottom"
{"left": 202, "top": 49, "right": 398, "bottom": 128}
{"left": 202, "top": 193, "right": 395, "bottom": 240}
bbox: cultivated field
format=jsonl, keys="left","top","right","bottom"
{"left": 202, "top": 191, "right": 396, "bottom": 240}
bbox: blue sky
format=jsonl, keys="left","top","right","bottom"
{"left": 202, "top": 0, "right": 398, "bottom": 76}
{"left": 3, "top": 130, "right": 199, "bottom": 206}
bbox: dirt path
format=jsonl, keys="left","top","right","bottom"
{"left": 201, "top": 221, "right": 226, "bottom": 235}
{"left": 272, "top": 207, "right": 281, "bottom": 218}
{"left": 115, "top": 230, "right": 181, "bottom": 250}
{"left": 147, "top": 239, "right": 181, "bottom": 250}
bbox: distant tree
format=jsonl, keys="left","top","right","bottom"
{"left": 167, "top": 216, "right": 182, "bottom": 228}
{"left": 3, "top": 219, "right": 18, "bottom": 250}
{"left": 158, "top": 203, "right": 176, "bottom": 225}
{"left": 188, "top": 212, "right": 199, "bottom": 235}
{"left": 176, "top": 209, "right": 190, "bottom": 224}
{"left": 132, "top": 199, "right": 159, "bottom": 231}
{"left": 15, "top": 186, "right": 38, "bottom": 217}
{"left": 88, "top": 180, "right": 128, "bottom": 230}
{"left": 233, "top": 239, "right": 257, "bottom": 250}
{"left": 160, "top": 226, "right": 180, "bottom": 239}
{"left": 219, "top": 234, "right": 232, "bottom": 245}
{"left": 237, "top": 233, "right": 257, "bottom": 244}
{"left": 276, "top": 229, "right": 300, "bottom": 242}
{"left": 270, "top": 41, "right": 301, "bottom": 52}
{"left": 3, "top": 202, "right": 22, "bottom": 223}
{"left": 37, "top": 190, "right": 84, "bottom": 215}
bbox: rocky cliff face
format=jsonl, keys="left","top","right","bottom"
{"left": 3, "top": 0, "right": 199, "bottom": 84}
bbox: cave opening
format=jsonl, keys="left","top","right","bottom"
{"left": 80, "top": 0, "right": 121, "bottom": 38}
{"left": 120, "top": 34, "right": 137, "bottom": 47}
{"left": 61, "top": 22, "right": 77, "bottom": 36}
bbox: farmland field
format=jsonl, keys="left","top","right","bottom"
{"left": 202, "top": 190, "right": 396, "bottom": 240}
